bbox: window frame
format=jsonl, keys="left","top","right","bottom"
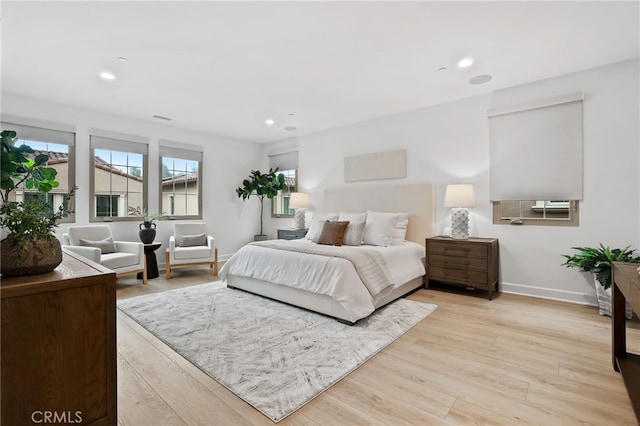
{"left": 89, "top": 131, "right": 149, "bottom": 222}
{"left": 1, "top": 119, "right": 76, "bottom": 223}
{"left": 159, "top": 143, "right": 203, "bottom": 221}
{"left": 492, "top": 200, "right": 580, "bottom": 227}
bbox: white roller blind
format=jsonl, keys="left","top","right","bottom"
{"left": 1, "top": 120, "right": 75, "bottom": 146}
{"left": 268, "top": 149, "right": 298, "bottom": 171}
{"left": 159, "top": 140, "right": 203, "bottom": 162}
{"left": 488, "top": 92, "right": 583, "bottom": 201}
{"left": 89, "top": 129, "right": 148, "bottom": 154}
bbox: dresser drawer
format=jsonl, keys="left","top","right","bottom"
{"left": 428, "top": 266, "right": 488, "bottom": 288}
{"left": 429, "top": 254, "right": 488, "bottom": 271}
{"left": 428, "top": 241, "right": 488, "bottom": 258}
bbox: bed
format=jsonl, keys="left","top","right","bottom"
{"left": 220, "top": 183, "right": 434, "bottom": 324}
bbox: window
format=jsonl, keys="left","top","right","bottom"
{"left": 160, "top": 141, "right": 203, "bottom": 219}
{"left": 1, "top": 119, "right": 76, "bottom": 222}
{"left": 269, "top": 149, "right": 298, "bottom": 218}
{"left": 90, "top": 130, "right": 148, "bottom": 221}
{"left": 493, "top": 200, "right": 579, "bottom": 226}
{"left": 272, "top": 169, "right": 297, "bottom": 217}
{"left": 96, "top": 195, "right": 119, "bottom": 217}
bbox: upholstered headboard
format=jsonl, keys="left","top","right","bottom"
{"left": 322, "top": 183, "right": 434, "bottom": 244}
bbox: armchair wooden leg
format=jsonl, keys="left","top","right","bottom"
{"left": 212, "top": 248, "right": 219, "bottom": 276}
{"left": 165, "top": 250, "right": 171, "bottom": 280}
{"left": 143, "top": 267, "right": 147, "bottom": 284}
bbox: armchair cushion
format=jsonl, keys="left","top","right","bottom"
{"left": 176, "top": 233, "right": 207, "bottom": 247}
{"left": 79, "top": 236, "right": 117, "bottom": 254}
{"left": 101, "top": 252, "right": 140, "bottom": 270}
{"left": 174, "top": 246, "right": 212, "bottom": 260}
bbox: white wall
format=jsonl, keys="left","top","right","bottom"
{"left": 1, "top": 93, "right": 265, "bottom": 266}
{"left": 264, "top": 59, "right": 640, "bottom": 305}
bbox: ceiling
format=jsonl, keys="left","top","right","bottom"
{"left": 2, "top": 1, "right": 638, "bottom": 144}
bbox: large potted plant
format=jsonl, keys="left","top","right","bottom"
{"left": 235, "top": 168, "right": 286, "bottom": 241}
{"left": 562, "top": 244, "right": 639, "bottom": 318}
{"left": 0, "top": 129, "right": 75, "bottom": 276}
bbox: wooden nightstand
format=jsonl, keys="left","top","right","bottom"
{"left": 277, "top": 228, "right": 308, "bottom": 240}
{"left": 425, "top": 236, "right": 499, "bottom": 300}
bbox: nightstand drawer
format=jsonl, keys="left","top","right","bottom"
{"left": 429, "top": 254, "right": 488, "bottom": 271}
{"left": 277, "top": 229, "right": 308, "bottom": 240}
{"left": 428, "top": 266, "right": 488, "bottom": 287}
{"left": 428, "top": 241, "right": 488, "bottom": 258}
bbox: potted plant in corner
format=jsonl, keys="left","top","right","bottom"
{"left": 235, "top": 168, "right": 287, "bottom": 241}
{"left": 562, "top": 244, "right": 640, "bottom": 318}
{"left": 128, "top": 206, "right": 163, "bottom": 244}
{"left": 0, "top": 129, "right": 76, "bottom": 276}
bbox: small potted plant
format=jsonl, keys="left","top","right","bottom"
{"left": 0, "top": 129, "right": 75, "bottom": 276}
{"left": 562, "top": 244, "right": 640, "bottom": 318}
{"left": 235, "top": 168, "right": 287, "bottom": 241}
{"left": 128, "top": 206, "right": 163, "bottom": 244}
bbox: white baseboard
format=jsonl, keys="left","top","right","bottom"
{"left": 500, "top": 282, "right": 597, "bottom": 307}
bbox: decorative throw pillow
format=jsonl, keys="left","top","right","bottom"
{"left": 79, "top": 236, "right": 117, "bottom": 254}
{"left": 177, "top": 233, "right": 207, "bottom": 247}
{"left": 392, "top": 213, "right": 409, "bottom": 245}
{"left": 342, "top": 222, "right": 366, "bottom": 246}
{"left": 317, "top": 220, "right": 349, "bottom": 246}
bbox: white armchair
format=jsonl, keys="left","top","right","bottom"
{"left": 166, "top": 223, "right": 218, "bottom": 279}
{"left": 62, "top": 225, "right": 147, "bottom": 284}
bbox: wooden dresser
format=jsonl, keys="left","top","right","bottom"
{"left": 1, "top": 249, "right": 117, "bottom": 426}
{"left": 612, "top": 262, "right": 640, "bottom": 422}
{"left": 425, "top": 236, "right": 499, "bottom": 299}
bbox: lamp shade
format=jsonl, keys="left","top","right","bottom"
{"left": 444, "top": 184, "right": 476, "bottom": 208}
{"left": 289, "top": 192, "right": 310, "bottom": 209}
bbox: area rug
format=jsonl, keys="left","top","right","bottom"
{"left": 117, "top": 282, "right": 437, "bottom": 422}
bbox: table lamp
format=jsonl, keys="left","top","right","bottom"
{"left": 289, "top": 192, "right": 309, "bottom": 230}
{"left": 443, "top": 184, "right": 476, "bottom": 239}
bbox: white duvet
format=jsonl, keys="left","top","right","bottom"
{"left": 219, "top": 239, "right": 425, "bottom": 319}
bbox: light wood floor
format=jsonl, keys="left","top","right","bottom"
{"left": 116, "top": 269, "right": 639, "bottom": 425}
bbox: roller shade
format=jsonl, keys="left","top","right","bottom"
{"left": 89, "top": 129, "right": 148, "bottom": 154}
{"left": 159, "top": 140, "right": 203, "bottom": 162}
{"left": 488, "top": 92, "right": 583, "bottom": 201}
{"left": 268, "top": 148, "right": 298, "bottom": 171}
{"left": 1, "top": 119, "right": 75, "bottom": 146}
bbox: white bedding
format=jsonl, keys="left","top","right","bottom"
{"left": 219, "top": 239, "right": 425, "bottom": 321}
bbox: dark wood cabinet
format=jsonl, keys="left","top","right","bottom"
{"left": 1, "top": 249, "right": 117, "bottom": 426}
{"left": 425, "top": 236, "right": 499, "bottom": 299}
{"left": 277, "top": 228, "right": 308, "bottom": 240}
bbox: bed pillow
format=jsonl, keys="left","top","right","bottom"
{"left": 177, "top": 233, "right": 207, "bottom": 247}
{"left": 79, "top": 236, "right": 117, "bottom": 254}
{"left": 342, "top": 222, "right": 366, "bottom": 246}
{"left": 338, "top": 212, "right": 367, "bottom": 223}
{"left": 317, "top": 220, "right": 349, "bottom": 246}
{"left": 392, "top": 213, "right": 410, "bottom": 245}
{"left": 304, "top": 213, "right": 339, "bottom": 242}
{"left": 363, "top": 211, "right": 408, "bottom": 247}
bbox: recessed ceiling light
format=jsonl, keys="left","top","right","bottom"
{"left": 469, "top": 74, "right": 492, "bottom": 85}
{"left": 438, "top": 66, "right": 448, "bottom": 72}
{"left": 265, "top": 119, "right": 275, "bottom": 126}
{"left": 284, "top": 126, "right": 297, "bottom": 131}
{"left": 457, "top": 57, "right": 474, "bottom": 69}
{"left": 117, "top": 57, "right": 128, "bottom": 62}
{"left": 100, "top": 71, "right": 115, "bottom": 80}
